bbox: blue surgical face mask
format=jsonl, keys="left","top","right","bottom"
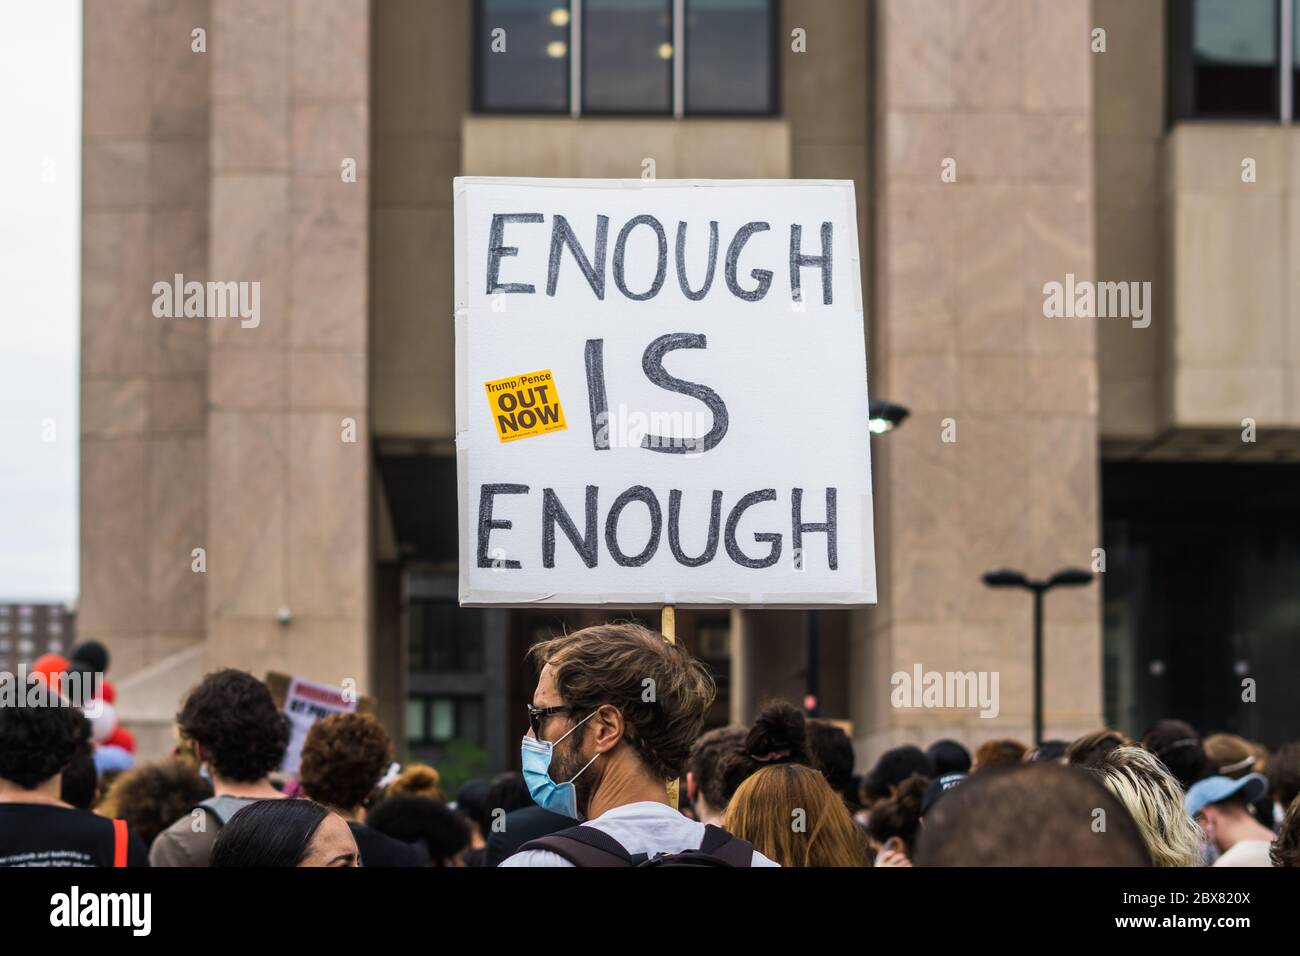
{"left": 521, "top": 711, "right": 600, "bottom": 820}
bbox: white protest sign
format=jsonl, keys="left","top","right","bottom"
{"left": 279, "top": 676, "right": 358, "bottom": 775}
{"left": 454, "top": 177, "right": 875, "bottom": 607}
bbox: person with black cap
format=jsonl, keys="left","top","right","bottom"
{"left": 921, "top": 772, "right": 968, "bottom": 818}
{"left": 926, "top": 739, "right": 971, "bottom": 776}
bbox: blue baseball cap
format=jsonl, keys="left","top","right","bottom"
{"left": 1184, "top": 773, "right": 1267, "bottom": 817}
{"left": 93, "top": 744, "right": 135, "bottom": 774}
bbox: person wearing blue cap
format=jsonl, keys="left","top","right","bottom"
{"left": 1185, "top": 773, "right": 1276, "bottom": 866}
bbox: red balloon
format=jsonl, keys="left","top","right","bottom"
{"left": 103, "top": 725, "right": 136, "bottom": 754}
{"left": 99, "top": 679, "right": 116, "bottom": 704}
{"left": 31, "top": 654, "right": 70, "bottom": 692}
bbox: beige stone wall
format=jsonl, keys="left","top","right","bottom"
{"left": 1094, "top": 0, "right": 1165, "bottom": 441}
{"left": 81, "top": 1, "right": 373, "bottom": 755}
{"left": 462, "top": 116, "right": 790, "bottom": 178}
{"left": 860, "top": 0, "right": 1104, "bottom": 760}
{"left": 80, "top": 0, "right": 211, "bottom": 686}
{"left": 205, "top": 0, "right": 371, "bottom": 685}
{"left": 1164, "top": 124, "right": 1300, "bottom": 429}
{"left": 83, "top": 0, "right": 1121, "bottom": 763}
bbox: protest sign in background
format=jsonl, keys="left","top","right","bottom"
{"left": 267, "top": 672, "right": 373, "bottom": 776}
{"left": 454, "top": 178, "right": 875, "bottom": 607}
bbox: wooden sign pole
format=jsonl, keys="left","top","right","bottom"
{"left": 661, "top": 605, "right": 679, "bottom": 810}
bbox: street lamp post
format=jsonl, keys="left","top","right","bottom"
{"left": 868, "top": 399, "right": 910, "bottom": 434}
{"left": 980, "top": 567, "right": 1093, "bottom": 745}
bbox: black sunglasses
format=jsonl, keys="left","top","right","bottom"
{"left": 526, "top": 703, "right": 569, "bottom": 740}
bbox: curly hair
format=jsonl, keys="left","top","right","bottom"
{"left": 177, "top": 670, "right": 290, "bottom": 783}
{"left": 59, "top": 737, "right": 98, "bottom": 810}
{"left": 100, "top": 761, "right": 213, "bottom": 847}
{"left": 0, "top": 698, "right": 88, "bottom": 789}
{"left": 529, "top": 622, "right": 717, "bottom": 782}
{"left": 299, "top": 713, "right": 393, "bottom": 811}
{"left": 719, "top": 701, "right": 813, "bottom": 804}
{"left": 367, "top": 795, "right": 471, "bottom": 866}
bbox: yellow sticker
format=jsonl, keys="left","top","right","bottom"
{"left": 484, "top": 369, "right": 567, "bottom": 442}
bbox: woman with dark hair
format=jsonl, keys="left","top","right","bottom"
{"left": 1141, "top": 719, "right": 1209, "bottom": 791}
{"left": 860, "top": 745, "right": 933, "bottom": 803}
{"left": 867, "top": 772, "right": 929, "bottom": 867}
{"left": 718, "top": 701, "right": 814, "bottom": 805}
{"left": 210, "top": 799, "right": 359, "bottom": 867}
{"left": 366, "top": 795, "right": 472, "bottom": 866}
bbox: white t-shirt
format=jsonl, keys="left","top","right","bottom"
{"left": 499, "top": 800, "right": 780, "bottom": 867}
{"left": 1213, "top": 839, "right": 1274, "bottom": 867}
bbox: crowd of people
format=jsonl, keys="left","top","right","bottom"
{"left": 2, "top": 621, "right": 1298, "bottom": 867}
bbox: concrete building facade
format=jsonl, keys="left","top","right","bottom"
{"left": 80, "top": 0, "right": 1300, "bottom": 771}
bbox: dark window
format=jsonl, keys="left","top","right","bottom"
{"left": 1103, "top": 462, "right": 1300, "bottom": 746}
{"left": 475, "top": 0, "right": 777, "bottom": 116}
{"left": 409, "top": 599, "right": 484, "bottom": 672}
{"left": 477, "top": 0, "right": 571, "bottom": 112}
{"left": 1293, "top": 0, "right": 1300, "bottom": 117}
{"left": 583, "top": 0, "right": 673, "bottom": 113}
{"left": 406, "top": 695, "right": 486, "bottom": 746}
{"left": 1170, "top": 0, "right": 1281, "bottom": 121}
{"left": 685, "top": 0, "right": 776, "bottom": 114}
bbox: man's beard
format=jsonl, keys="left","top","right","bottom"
{"left": 551, "top": 728, "right": 600, "bottom": 816}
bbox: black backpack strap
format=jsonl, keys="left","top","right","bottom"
{"left": 517, "top": 825, "right": 647, "bottom": 867}
{"left": 697, "top": 825, "right": 755, "bottom": 867}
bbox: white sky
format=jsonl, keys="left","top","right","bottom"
{"left": 0, "top": 1, "right": 81, "bottom": 603}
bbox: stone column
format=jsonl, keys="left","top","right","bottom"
{"left": 80, "top": 0, "right": 211, "bottom": 758}
{"left": 205, "top": 0, "right": 371, "bottom": 687}
{"left": 856, "top": 0, "right": 1103, "bottom": 761}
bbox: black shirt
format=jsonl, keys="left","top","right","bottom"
{"left": 348, "top": 822, "right": 423, "bottom": 867}
{"left": 0, "top": 803, "right": 149, "bottom": 867}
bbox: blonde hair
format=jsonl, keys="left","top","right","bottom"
{"left": 1092, "top": 746, "right": 1202, "bottom": 867}
{"left": 723, "top": 763, "right": 867, "bottom": 867}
